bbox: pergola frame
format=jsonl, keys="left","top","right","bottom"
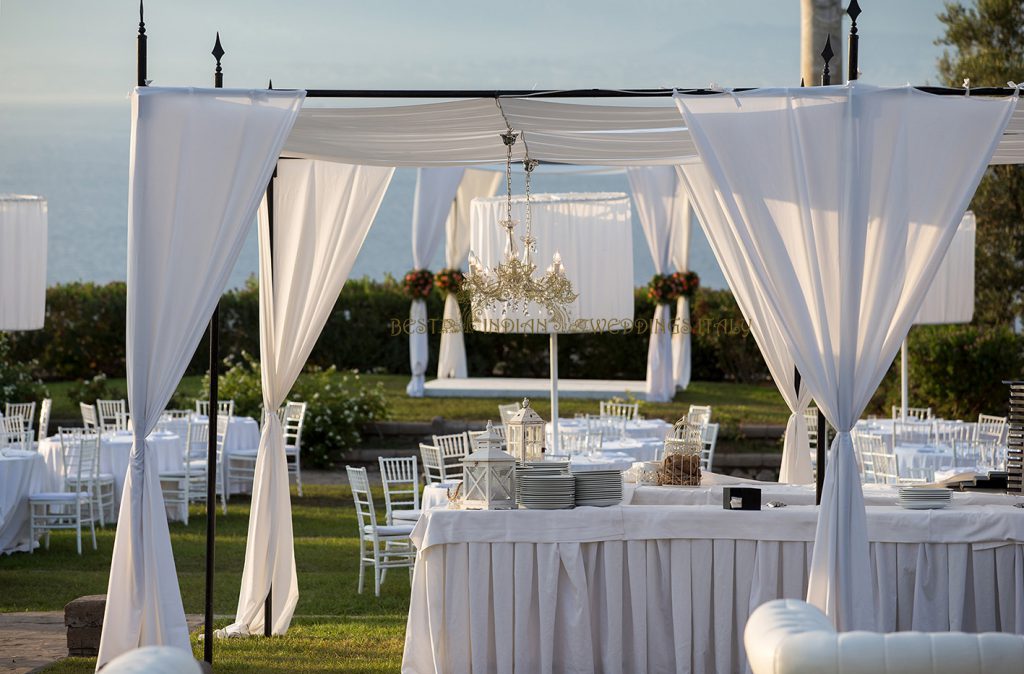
{"left": 130, "top": 0, "right": 1013, "bottom": 664}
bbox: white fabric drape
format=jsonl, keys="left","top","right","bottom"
{"left": 437, "top": 169, "right": 501, "bottom": 379}
{"left": 628, "top": 167, "right": 676, "bottom": 402}
{"left": 223, "top": 160, "right": 393, "bottom": 637}
{"left": 670, "top": 180, "right": 693, "bottom": 390}
{"left": 98, "top": 87, "right": 303, "bottom": 668}
{"left": 915, "top": 211, "right": 976, "bottom": 324}
{"left": 0, "top": 195, "right": 47, "bottom": 330}
{"left": 407, "top": 168, "right": 464, "bottom": 396}
{"left": 675, "top": 83, "right": 1016, "bottom": 630}
{"left": 679, "top": 164, "right": 813, "bottom": 485}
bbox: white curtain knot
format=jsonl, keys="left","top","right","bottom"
{"left": 963, "top": 78, "right": 971, "bottom": 96}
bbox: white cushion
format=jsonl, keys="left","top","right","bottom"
{"left": 392, "top": 509, "right": 422, "bottom": 522}
{"left": 745, "top": 599, "right": 1024, "bottom": 674}
{"left": 231, "top": 448, "right": 259, "bottom": 458}
{"left": 364, "top": 524, "right": 414, "bottom": 537}
{"left": 30, "top": 491, "right": 91, "bottom": 501}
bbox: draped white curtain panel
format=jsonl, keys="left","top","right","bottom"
{"left": 0, "top": 195, "right": 47, "bottom": 330}
{"left": 282, "top": 95, "right": 1024, "bottom": 167}
{"left": 436, "top": 169, "right": 502, "bottom": 379}
{"left": 675, "top": 82, "right": 1016, "bottom": 630}
{"left": 407, "top": 168, "right": 464, "bottom": 397}
{"left": 98, "top": 87, "right": 303, "bottom": 668}
{"left": 915, "top": 210, "right": 976, "bottom": 324}
{"left": 221, "top": 160, "right": 393, "bottom": 638}
{"left": 627, "top": 167, "right": 678, "bottom": 403}
{"left": 679, "top": 163, "right": 813, "bottom": 485}
{"left": 670, "top": 178, "right": 693, "bottom": 391}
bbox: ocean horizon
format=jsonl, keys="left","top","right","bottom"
{"left": 0, "top": 100, "right": 728, "bottom": 291}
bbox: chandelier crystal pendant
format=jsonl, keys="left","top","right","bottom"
{"left": 462, "top": 125, "right": 579, "bottom": 328}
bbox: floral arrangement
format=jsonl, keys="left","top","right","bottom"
{"left": 647, "top": 271, "right": 701, "bottom": 304}
{"left": 672, "top": 270, "right": 700, "bottom": 298}
{"left": 403, "top": 269, "right": 435, "bottom": 299}
{"left": 434, "top": 268, "right": 465, "bottom": 296}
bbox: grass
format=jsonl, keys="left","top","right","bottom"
{"left": 1, "top": 484, "right": 410, "bottom": 673}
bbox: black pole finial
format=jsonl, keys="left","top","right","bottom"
{"left": 847, "top": 0, "right": 861, "bottom": 81}
{"left": 212, "top": 32, "right": 225, "bottom": 88}
{"left": 136, "top": 0, "right": 147, "bottom": 87}
{"left": 268, "top": 78, "right": 274, "bottom": 90}
{"left": 821, "top": 34, "right": 834, "bottom": 86}
{"left": 800, "top": 77, "right": 805, "bottom": 87}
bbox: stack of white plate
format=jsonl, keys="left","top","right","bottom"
{"left": 898, "top": 486, "right": 952, "bottom": 510}
{"left": 518, "top": 473, "right": 576, "bottom": 510}
{"left": 516, "top": 462, "right": 569, "bottom": 505}
{"left": 573, "top": 469, "right": 623, "bottom": 507}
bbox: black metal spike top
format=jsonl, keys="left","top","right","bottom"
{"left": 212, "top": 33, "right": 224, "bottom": 88}
{"left": 268, "top": 79, "right": 274, "bottom": 90}
{"left": 138, "top": 0, "right": 146, "bottom": 37}
{"left": 821, "top": 34, "right": 834, "bottom": 86}
{"left": 848, "top": 0, "right": 861, "bottom": 24}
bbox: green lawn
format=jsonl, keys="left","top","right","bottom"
{"left": 1, "top": 485, "right": 410, "bottom": 672}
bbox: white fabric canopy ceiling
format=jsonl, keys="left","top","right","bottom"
{"left": 283, "top": 95, "right": 1024, "bottom": 167}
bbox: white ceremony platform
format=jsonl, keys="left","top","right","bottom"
{"left": 422, "top": 376, "right": 650, "bottom": 400}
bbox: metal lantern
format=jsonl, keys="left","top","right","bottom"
{"left": 507, "top": 398, "right": 546, "bottom": 463}
{"left": 461, "top": 421, "right": 516, "bottom": 510}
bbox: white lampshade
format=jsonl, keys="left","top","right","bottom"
{"left": 0, "top": 195, "right": 47, "bottom": 330}
{"left": 469, "top": 192, "right": 634, "bottom": 333}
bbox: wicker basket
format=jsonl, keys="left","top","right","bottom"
{"left": 658, "top": 419, "right": 703, "bottom": 486}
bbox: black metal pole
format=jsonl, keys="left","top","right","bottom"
{"left": 263, "top": 155, "right": 277, "bottom": 638}
{"left": 204, "top": 31, "right": 225, "bottom": 666}
{"left": 847, "top": 0, "right": 861, "bottom": 82}
{"left": 136, "top": 1, "right": 146, "bottom": 88}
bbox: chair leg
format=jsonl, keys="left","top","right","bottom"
{"left": 29, "top": 508, "right": 35, "bottom": 554}
{"left": 357, "top": 555, "right": 366, "bottom": 594}
{"left": 76, "top": 507, "right": 82, "bottom": 556}
{"left": 95, "top": 487, "right": 105, "bottom": 528}
{"left": 295, "top": 458, "right": 303, "bottom": 498}
{"left": 89, "top": 513, "right": 97, "bottom": 551}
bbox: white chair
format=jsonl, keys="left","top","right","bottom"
{"left": 419, "top": 443, "right": 455, "bottom": 485}
{"left": 212, "top": 415, "right": 237, "bottom": 514}
{"left": 80, "top": 403, "right": 99, "bottom": 432}
{"left": 600, "top": 400, "right": 639, "bottom": 420}
{"left": 744, "top": 598, "right": 1024, "bottom": 674}
{"left": 37, "top": 398, "right": 52, "bottom": 445}
{"left": 892, "top": 405, "right": 933, "bottom": 421}
{"left": 379, "top": 456, "right": 421, "bottom": 524}
{"left": 804, "top": 406, "right": 819, "bottom": 454}
{"left": 279, "top": 401, "right": 307, "bottom": 497}
{"left": 701, "top": 422, "right": 719, "bottom": 472}
{"left": 933, "top": 420, "right": 973, "bottom": 450}
{"left": 586, "top": 413, "right": 626, "bottom": 440}
{"left": 469, "top": 423, "right": 508, "bottom": 451}
{"left": 5, "top": 402, "right": 35, "bottom": 435}
{"left": 96, "top": 399, "right": 129, "bottom": 432}
{"left": 498, "top": 403, "right": 520, "bottom": 425}
{"left": 195, "top": 399, "right": 235, "bottom": 418}
{"left": 346, "top": 466, "right": 415, "bottom": 596}
{"left": 894, "top": 420, "right": 931, "bottom": 447}
{"left": 432, "top": 432, "right": 470, "bottom": 481}
{"left": 159, "top": 419, "right": 208, "bottom": 525}
{"left": 976, "top": 413, "right": 1007, "bottom": 444}
{"left": 858, "top": 432, "right": 926, "bottom": 484}
{"left": 58, "top": 426, "right": 116, "bottom": 526}
{"left": 687, "top": 404, "right": 712, "bottom": 425}
{"left": 2, "top": 414, "right": 30, "bottom": 450}
{"left": 557, "top": 428, "right": 603, "bottom": 455}
{"left": 29, "top": 428, "right": 99, "bottom": 554}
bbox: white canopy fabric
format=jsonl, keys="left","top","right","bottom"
{"left": 223, "top": 160, "right": 393, "bottom": 638}
{"left": 468, "top": 192, "right": 633, "bottom": 333}
{"left": 675, "top": 82, "right": 1016, "bottom": 630}
{"left": 436, "top": 169, "right": 502, "bottom": 379}
{"left": 915, "top": 210, "right": 976, "bottom": 324}
{"left": 0, "top": 195, "right": 47, "bottom": 330}
{"left": 670, "top": 181, "right": 693, "bottom": 391}
{"left": 627, "top": 167, "right": 677, "bottom": 403}
{"left": 407, "top": 168, "right": 464, "bottom": 397}
{"left": 679, "top": 163, "right": 813, "bottom": 484}
{"left": 283, "top": 95, "right": 1024, "bottom": 168}
{"left": 98, "top": 87, "right": 303, "bottom": 668}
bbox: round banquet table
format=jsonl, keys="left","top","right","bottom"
{"left": 0, "top": 448, "right": 58, "bottom": 554}
{"left": 156, "top": 414, "right": 261, "bottom": 494}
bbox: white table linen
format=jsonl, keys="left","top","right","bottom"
{"left": 0, "top": 449, "right": 56, "bottom": 554}
{"left": 404, "top": 504, "right": 1024, "bottom": 674}
{"left": 550, "top": 417, "right": 672, "bottom": 442}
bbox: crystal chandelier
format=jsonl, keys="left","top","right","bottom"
{"left": 462, "top": 125, "right": 578, "bottom": 327}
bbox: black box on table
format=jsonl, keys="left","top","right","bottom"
{"left": 723, "top": 487, "right": 761, "bottom": 511}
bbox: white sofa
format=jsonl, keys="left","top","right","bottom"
{"left": 744, "top": 599, "right": 1024, "bottom": 674}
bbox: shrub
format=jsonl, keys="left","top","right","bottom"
{"left": 0, "top": 335, "right": 48, "bottom": 405}
{"left": 200, "top": 352, "right": 390, "bottom": 468}
{"left": 66, "top": 373, "right": 113, "bottom": 406}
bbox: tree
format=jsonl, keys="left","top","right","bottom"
{"left": 937, "top": 0, "right": 1024, "bottom": 325}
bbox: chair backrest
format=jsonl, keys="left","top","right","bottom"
{"left": 894, "top": 420, "right": 930, "bottom": 446}
{"left": 279, "top": 401, "right": 307, "bottom": 449}
{"left": 701, "top": 423, "right": 719, "bottom": 472}
{"left": 587, "top": 413, "right": 625, "bottom": 439}
{"left": 419, "top": 443, "right": 447, "bottom": 484}
{"left": 976, "top": 414, "right": 1007, "bottom": 443}
{"left": 37, "top": 398, "right": 52, "bottom": 443}
{"left": 498, "top": 403, "right": 520, "bottom": 425}
{"left": 804, "top": 407, "right": 819, "bottom": 451}
{"left": 97, "top": 399, "right": 129, "bottom": 432}
{"left": 857, "top": 433, "right": 898, "bottom": 484}
{"left": 600, "top": 400, "right": 639, "bottom": 420}
{"left": 5, "top": 402, "right": 35, "bottom": 432}
{"left": 379, "top": 456, "right": 420, "bottom": 523}
{"left": 2, "top": 415, "right": 28, "bottom": 450}
{"left": 215, "top": 414, "right": 231, "bottom": 458}
{"left": 934, "top": 420, "right": 973, "bottom": 449}
{"left": 346, "top": 466, "right": 380, "bottom": 533}
{"left": 185, "top": 419, "right": 210, "bottom": 462}
{"left": 80, "top": 403, "right": 99, "bottom": 431}
{"left": 687, "top": 404, "right": 712, "bottom": 426}
{"left": 163, "top": 409, "right": 192, "bottom": 420}
{"left": 891, "top": 405, "right": 933, "bottom": 421}
{"left": 433, "top": 432, "right": 470, "bottom": 460}
{"left": 58, "top": 426, "right": 100, "bottom": 487}
{"left": 196, "top": 399, "right": 235, "bottom": 418}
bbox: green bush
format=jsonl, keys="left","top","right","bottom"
{"left": 200, "top": 352, "right": 390, "bottom": 468}
{"left": 65, "top": 373, "right": 113, "bottom": 407}
{"left": 0, "top": 335, "right": 48, "bottom": 405}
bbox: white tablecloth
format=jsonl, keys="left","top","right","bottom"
{"left": 0, "top": 449, "right": 57, "bottom": 554}
{"left": 403, "top": 504, "right": 1024, "bottom": 674}
{"left": 548, "top": 418, "right": 670, "bottom": 460}
{"left": 160, "top": 415, "right": 261, "bottom": 494}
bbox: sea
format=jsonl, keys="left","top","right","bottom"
{"left": 0, "top": 102, "right": 727, "bottom": 290}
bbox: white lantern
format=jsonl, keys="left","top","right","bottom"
{"left": 461, "top": 421, "right": 516, "bottom": 510}
{"left": 506, "top": 398, "right": 546, "bottom": 463}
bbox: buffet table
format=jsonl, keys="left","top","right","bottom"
{"left": 403, "top": 503, "right": 1024, "bottom": 674}
{"left": 0, "top": 449, "right": 57, "bottom": 554}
